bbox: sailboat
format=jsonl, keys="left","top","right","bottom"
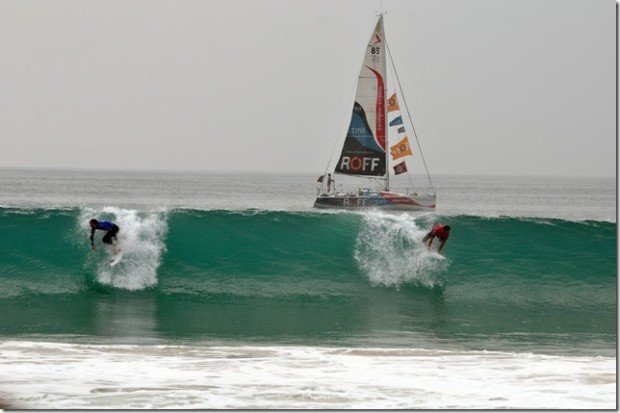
{"left": 314, "top": 14, "right": 436, "bottom": 211}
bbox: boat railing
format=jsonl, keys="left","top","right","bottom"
{"left": 406, "top": 190, "right": 437, "bottom": 198}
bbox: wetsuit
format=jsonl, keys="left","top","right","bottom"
{"left": 431, "top": 225, "right": 450, "bottom": 241}
{"left": 423, "top": 224, "right": 450, "bottom": 242}
{"left": 90, "top": 221, "right": 120, "bottom": 246}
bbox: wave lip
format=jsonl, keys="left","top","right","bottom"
{"left": 354, "top": 212, "right": 448, "bottom": 287}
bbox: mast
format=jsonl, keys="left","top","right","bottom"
{"left": 384, "top": 16, "right": 390, "bottom": 192}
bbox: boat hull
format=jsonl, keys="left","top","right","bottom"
{"left": 313, "top": 191, "right": 436, "bottom": 211}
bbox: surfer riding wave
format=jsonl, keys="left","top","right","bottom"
{"left": 89, "top": 219, "right": 120, "bottom": 251}
{"left": 422, "top": 224, "right": 451, "bottom": 253}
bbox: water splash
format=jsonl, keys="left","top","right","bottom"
{"left": 354, "top": 212, "right": 448, "bottom": 287}
{"left": 79, "top": 207, "right": 168, "bottom": 290}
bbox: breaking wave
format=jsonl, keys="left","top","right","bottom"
{"left": 0, "top": 207, "right": 615, "bottom": 353}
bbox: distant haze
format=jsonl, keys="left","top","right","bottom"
{"left": 0, "top": 0, "right": 615, "bottom": 176}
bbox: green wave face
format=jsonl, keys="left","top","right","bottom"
{"left": 0, "top": 207, "right": 615, "bottom": 355}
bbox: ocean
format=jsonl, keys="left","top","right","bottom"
{"left": 0, "top": 168, "right": 616, "bottom": 409}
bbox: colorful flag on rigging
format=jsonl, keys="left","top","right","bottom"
{"left": 390, "top": 136, "right": 413, "bottom": 160}
{"left": 393, "top": 161, "right": 408, "bottom": 175}
{"left": 389, "top": 116, "right": 403, "bottom": 127}
{"left": 387, "top": 93, "right": 400, "bottom": 112}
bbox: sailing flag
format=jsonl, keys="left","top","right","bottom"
{"left": 397, "top": 126, "right": 405, "bottom": 134}
{"left": 393, "top": 161, "right": 408, "bottom": 175}
{"left": 387, "top": 93, "right": 400, "bottom": 112}
{"left": 390, "top": 136, "right": 413, "bottom": 160}
{"left": 389, "top": 116, "right": 403, "bottom": 127}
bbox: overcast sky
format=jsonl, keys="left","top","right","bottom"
{"left": 0, "top": 0, "right": 615, "bottom": 176}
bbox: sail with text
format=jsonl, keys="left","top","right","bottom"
{"left": 335, "top": 17, "right": 387, "bottom": 178}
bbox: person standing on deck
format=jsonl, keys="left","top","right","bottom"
{"left": 327, "top": 173, "right": 335, "bottom": 193}
{"left": 317, "top": 173, "right": 336, "bottom": 194}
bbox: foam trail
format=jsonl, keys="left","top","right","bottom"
{"left": 79, "top": 207, "right": 168, "bottom": 290}
{"left": 354, "top": 212, "right": 448, "bottom": 287}
{"left": 0, "top": 341, "right": 615, "bottom": 409}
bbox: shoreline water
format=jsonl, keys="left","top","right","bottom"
{"left": 0, "top": 340, "right": 615, "bottom": 409}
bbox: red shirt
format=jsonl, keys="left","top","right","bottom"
{"left": 431, "top": 225, "right": 450, "bottom": 241}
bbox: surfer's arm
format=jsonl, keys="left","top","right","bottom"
{"left": 427, "top": 236, "right": 434, "bottom": 249}
{"left": 90, "top": 228, "right": 96, "bottom": 249}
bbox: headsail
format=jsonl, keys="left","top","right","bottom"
{"left": 335, "top": 16, "right": 387, "bottom": 178}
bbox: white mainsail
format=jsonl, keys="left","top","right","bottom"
{"left": 335, "top": 16, "right": 387, "bottom": 178}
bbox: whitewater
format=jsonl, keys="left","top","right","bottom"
{"left": 0, "top": 169, "right": 616, "bottom": 409}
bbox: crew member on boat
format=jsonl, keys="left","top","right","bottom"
{"left": 317, "top": 173, "right": 336, "bottom": 194}
{"left": 327, "top": 174, "right": 335, "bottom": 193}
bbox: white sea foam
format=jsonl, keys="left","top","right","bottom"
{"left": 79, "top": 207, "right": 168, "bottom": 290}
{"left": 354, "top": 211, "right": 448, "bottom": 287}
{"left": 0, "top": 341, "right": 615, "bottom": 409}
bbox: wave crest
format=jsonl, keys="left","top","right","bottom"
{"left": 79, "top": 207, "right": 168, "bottom": 290}
{"left": 354, "top": 212, "right": 448, "bottom": 287}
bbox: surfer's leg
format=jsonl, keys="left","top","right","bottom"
{"left": 102, "top": 231, "right": 113, "bottom": 245}
{"left": 103, "top": 225, "right": 119, "bottom": 244}
{"left": 108, "top": 225, "right": 120, "bottom": 251}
